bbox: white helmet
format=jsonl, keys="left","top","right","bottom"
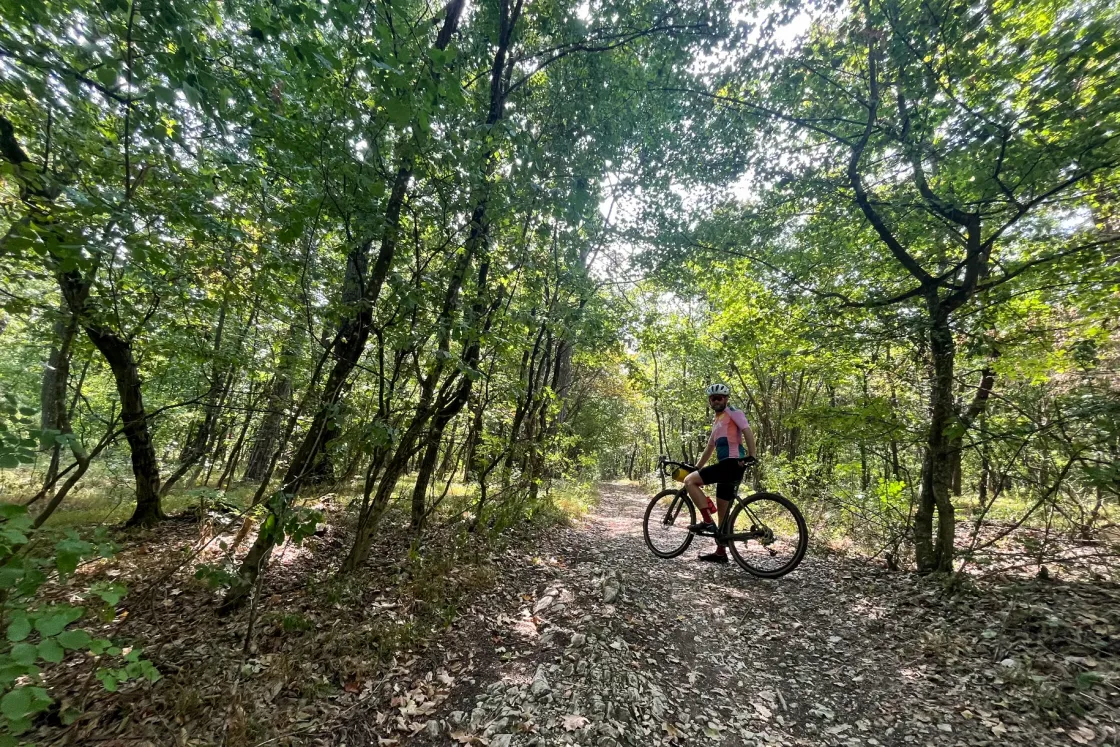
{"left": 705, "top": 383, "right": 730, "bottom": 396}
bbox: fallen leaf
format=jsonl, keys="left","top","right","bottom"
{"left": 562, "top": 714, "right": 589, "bottom": 731}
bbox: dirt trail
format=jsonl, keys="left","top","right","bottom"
{"left": 400, "top": 483, "right": 1105, "bottom": 747}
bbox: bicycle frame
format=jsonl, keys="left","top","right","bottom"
{"left": 654, "top": 450, "right": 772, "bottom": 543}
{"left": 661, "top": 487, "right": 769, "bottom": 542}
{"left": 648, "top": 455, "right": 806, "bottom": 576}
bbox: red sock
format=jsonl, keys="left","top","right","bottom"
{"left": 715, "top": 545, "right": 727, "bottom": 556}
{"left": 700, "top": 507, "right": 713, "bottom": 522}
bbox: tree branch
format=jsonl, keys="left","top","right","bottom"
{"left": 846, "top": 18, "right": 933, "bottom": 286}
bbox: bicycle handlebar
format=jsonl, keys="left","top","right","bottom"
{"left": 657, "top": 454, "right": 757, "bottom": 477}
{"left": 658, "top": 456, "right": 696, "bottom": 476}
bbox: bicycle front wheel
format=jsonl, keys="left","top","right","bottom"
{"left": 643, "top": 489, "right": 695, "bottom": 559}
{"left": 726, "top": 492, "right": 807, "bottom": 578}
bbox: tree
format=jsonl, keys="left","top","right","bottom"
{"left": 653, "top": 0, "right": 1120, "bottom": 571}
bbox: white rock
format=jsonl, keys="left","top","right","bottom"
{"left": 602, "top": 576, "right": 622, "bottom": 603}
{"left": 531, "top": 665, "right": 551, "bottom": 696}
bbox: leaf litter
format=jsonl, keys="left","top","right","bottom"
{"left": 20, "top": 485, "right": 1118, "bottom": 746}
{"left": 400, "top": 484, "right": 1117, "bottom": 747}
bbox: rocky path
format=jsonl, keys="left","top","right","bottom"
{"left": 400, "top": 483, "right": 1110, "bottom": 747}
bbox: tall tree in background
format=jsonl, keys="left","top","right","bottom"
{"left": 660, "top": 0, "right": 1120, "bottom": 571}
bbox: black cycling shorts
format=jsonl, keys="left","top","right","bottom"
{"left": 697, "top": 459, "right": 747, "bottom": 501}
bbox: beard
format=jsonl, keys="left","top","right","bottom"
{"left": 711, "top": 402, "right": 727, "bottom": 412}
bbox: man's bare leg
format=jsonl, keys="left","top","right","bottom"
{"left": 713, "top": 496, "right": 731, "bottom": 556}
{"left": 684, "top": 471, "right": 714, "bottom": 524}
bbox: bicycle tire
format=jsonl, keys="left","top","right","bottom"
{"left": 726, "top": 492, "right": 808, "bottom": 578}
{"left": 643, "top": 489, "right": 696, "bottom": 559}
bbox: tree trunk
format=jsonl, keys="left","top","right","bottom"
{"left": 217, "top": 385, "right": 258, "bottom": 489}
{"left": 36, "top": 306, "right": 78, "bottom": 502}
{"left": 978, "top": 450, "right": 989, "bottom": 507}
{"left": 341, "top": 405, "right": 435, "bottom": 572}
{"left": 345, "top": 0, "right": 521, "bottom": 569}
{"left": 462, "top": 391, "right": 485, "bottom": 482}
{"left": 243, "top": 331, "right": 299, "bottom": 481}
{"left": 85, "top": 325, "right": 163, "bottom": 526}
{"left": 1, "top": 116, "right": 164, "bottom": 526}
{"left": 914, "top": 309, "right": 956, "bottom": 573}
{"left": 951, "top": 449, "right": 962, "bottom": 496}
{"left": 220, "top": 0, "right": 468, "bottom": 612}
{"left": 242, "top": 392, "right": 284, "bottom": 481}
{"left": 39, "top": 306, "right": 72, "bottom": 438}
{"left": 411, "top": 424, "right": 444, "bottom": 531}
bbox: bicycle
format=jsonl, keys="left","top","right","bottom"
{"left": 642, "top": 455, "right": 808, "bottom": 578}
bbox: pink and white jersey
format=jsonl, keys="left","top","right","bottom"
{"left": 708, "top": 406, "right": 749, "bottom": 461}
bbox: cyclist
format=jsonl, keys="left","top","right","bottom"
{"left": 685, "top": 383, "right": 758, "bottom": 563}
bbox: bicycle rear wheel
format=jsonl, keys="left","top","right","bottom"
{"left": 643, "top": 489, "right": 695, "bottom": 559}
{"left": 726, "top": 492, "right": 807, "bottom": 578}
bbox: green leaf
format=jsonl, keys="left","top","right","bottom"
{"left": 38, "top": 638, "right": 65, "bottom": 664}
{"left": 55, "top": 536, "right": 93, "bottom": 577}
{"left": 6, "top": 616, "right": 30, "bottom": 643}
{"left": 384, "top": 101, "right": 411, "bottom": 127}
{"left": 94, "top": 64, "right": 119, "bottom": 87}
{"left": 57, "top": 629, "right": 92, "bottom": 650}
{"left": 0, "top": 504, "right": 27, "bottom": 520}
{"left": 0, "top": 686, "right": 50, "bottom": 723}
{"left": 88, "top": 638, "right": 112, "bottom": 656}
{"left": 0, "top": 687, "right": 32, "bottom": 721}
{"left": 96, "top": 669, "right": 119, "bottom": 692}
{"left": 1075, "top": 671, "right": 1103, "bottom": 690}
{"left": 181, "top": 82, "right": 203, "bottom": 108}
{"left": 34, "top": 606, "right": 84, "bottom": 637}
{"left": 0, "top": 663, "right": 31, "bottom": 686}
{"left": 9, "top": 643, "right": 37, "bottom": 666}
{"left": 92, "top": 582, "right": 126, "bottom": 606}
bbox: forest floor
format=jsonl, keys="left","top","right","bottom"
{"left": 29, "top": 483, "right": 1117, "bottom": 746}
{"left": 392, "top": 483, "right": 1116, "bottom": 747}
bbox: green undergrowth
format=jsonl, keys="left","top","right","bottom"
{"left": 6, "top": 471, "right": 598, "bottom": 744}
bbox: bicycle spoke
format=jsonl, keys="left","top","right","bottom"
{"left": 727, "top": 493, "right": 807, "bottom": 577}
{"left": 643, "top": 490, "right": 695, "bottom": 559}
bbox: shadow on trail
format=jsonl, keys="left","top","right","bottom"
{"left": 400, "top": 482, "right": 1112, "bottom": 747}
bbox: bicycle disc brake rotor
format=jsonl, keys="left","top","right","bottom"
{"left": 751, "top": 524, "right": 776, "bottom": 547}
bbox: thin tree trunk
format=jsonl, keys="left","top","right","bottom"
{"left": 2, "top": 116, "right": 163, "bottom": 526}
{"left": 84, "top": 324, "right": 163, "bottom": 526}
{"left": 37, "top": 306, "right": 78, "bottom": 503}
{"left": 346, "top": 0, "right": 522, "bottom": 567}
{"left": 915, "top": 309, "right": 955, "bottom": 573}
{"left": 217, "top": 384, "right": 258, "bottom": 489}
{"left": 244, "top": 329, "right": 301, "bottom": 481}
{"left": 220, "top": 0, "right": 468, "bottom": 611}
{"left": 162, "top": 301, "right": 231, "bottom": 496}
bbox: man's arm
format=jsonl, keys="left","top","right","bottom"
{"left": 695, "top": 441, "right": 715, "bottom": 470}
{"left": 743, "top": 423, "right": 757, "bottom": 459}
